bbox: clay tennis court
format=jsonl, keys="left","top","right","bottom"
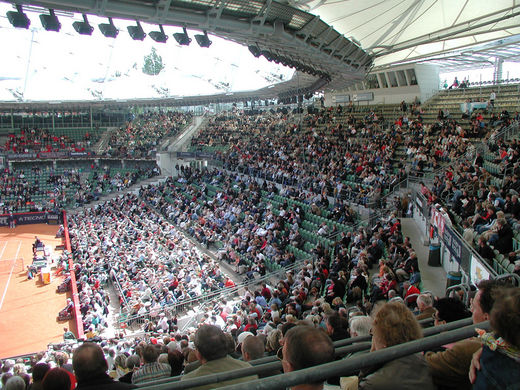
{"left": 0, "top": 224, "right": 76, "bottom": 359}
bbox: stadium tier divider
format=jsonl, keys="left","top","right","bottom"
{"left": 63, "top": 210, "right": 85, "bottom": 339}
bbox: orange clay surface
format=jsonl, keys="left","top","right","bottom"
{"left": 0, "top": 224, "right": 76, "bottom": 359}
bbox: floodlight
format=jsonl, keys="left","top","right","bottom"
{"left": 39, "top": 9, "right": 60, "bottom": 32}
{"left": 173, "top": 27, "right": 191, "bottom": 46}
{"left": 149, "top": 24, "right": 168, "bottom": 43}
{"left": 128, "top": 21, "right": 146, "bottom": 41}
{"left": 248, "top": 45, "right": 261, "bottom": 57}
{"left": 73, "top": 14, "right": 94, "bottom": 35}
{"left": 99, "top": 17, "right": 118, "bottom": 38}
{"left": 7, "top": 5, "right": 30, "bottom": 29}
{"left": 261, "top": 50, "right": 273, "bottom": 61}
{"left": 194, "top": 30, "right": 212, "bottom": 48}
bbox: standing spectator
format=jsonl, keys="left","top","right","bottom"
{"left": 489, "top": 90, "right": 496, "bottom": 109}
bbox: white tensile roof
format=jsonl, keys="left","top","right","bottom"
{"left": 298, "top": 0, "right": 520, "bottom": 70}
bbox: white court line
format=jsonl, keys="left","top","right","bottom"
{"left": 0, "top": 241, "right": 8, "bottom": 261}
{"left": 0, "top": 240, "right": 22, "bottom": 312}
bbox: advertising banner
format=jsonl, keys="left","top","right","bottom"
{"left": 0, "top": 211, "right": 61, "bottom": 226}
{"left": 470, "top": 254, "right": 492, "bottom": 284}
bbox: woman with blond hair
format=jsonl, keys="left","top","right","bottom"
{"left": 358, "top": 302, "right": 436, "bottom": 390}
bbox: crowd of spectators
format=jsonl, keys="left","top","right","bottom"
{"left": 67, "top": 192, "right": 233, "bottom": 334}
{"left": 191, "top": 108, "right": 405, "bottom": 205}
{"left": 420, "top": 123, "right": 520, "bottom": 271}
{"left": 1, "top": 272, "right": 517, "bottom": 390}
{"left": 105, "top": 111, "right": 192, "bottom": 158}
{"left": 140, "top": 166, "right": 361, "bottom": 276}
{"left": 3, "top": 127, "right": 92, "bottom": 154}
{"left": 0, "top": 163, "right": 160, "bottom": 213}
{"left": 2, "top": 90, "right": 520, "bottom": 389}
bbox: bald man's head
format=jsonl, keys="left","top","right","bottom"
{"left": 73, "top": 343, "right": 108, "bottom": 382}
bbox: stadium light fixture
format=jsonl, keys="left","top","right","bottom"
{"left": 149, "top": 24, "right": 168, "bottom": 43}
{"left": 127, "top": 21, "right": 146, "bottom": 41}
{"left": 73, "top": 14, "right": 94, "bottom": 35}
{"left": 99, "top": 17, "right": 118, "bottom": 38}
{"left": 248, "top": 45, "right": 261, "bottom": 58}
{"left": 7, "top": 5, "right": 30, "bottom": 29}
{"left": 39, "top": 9, "right": 60, "bottom": 32}
{"left": 173, "top": 27, "right": 191, "bottom": 46}
{"left": 194, "top": 30, "right": 212, "bottom": 48}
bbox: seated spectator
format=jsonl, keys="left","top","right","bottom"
{"left": 62, "top": 328, "right": 75, "bottom": 341}
{"left": 241, "top": 335, "right": 265, "bottom": 362}
{"left": 180, "top": 325, "right": 258, "bottom": 389}
{"left": 492, "top": 218, "right": 513, "bottom": 254}
{"left": 415, "top": 294, "right": 435, "bottom": 320}
{"left": 167, "top": 350, "right": 184, "bottom": 377}
{"left": 476, "top": 236, "right": 494, "bottom": 266}
{"left": 5, "top": 376, "right": 26, "bottom": 390}
{"left": 432, "top": 297, "right": 471, "bottom": 326}
{"left": 349, "top": 316, "right": 372, "bottom": 338}
{"left": 470, "top": 287, "right": 520, "bottom": 389}
{"left": 131, "top": 345, "right": 170, "bottom": 384}
{"left": 425, "top": 280, "right": 505, "bottom": 390}
{"left": 73, "top": 342, "right": 136, "bottom": 390}
{"left": 280, "top": 325, "right": 334, "bottom": 389}
{"left": 325, "top": 313, "right": 350, "bottom": 341}
{"left": 117, "top": 355, "right": 140, "bottom": 384}
{"left": 358, "top": 302, "right": 435, "bottom": 389}
{"left": 29, "top": 363, "right": 51, "bottom": 390}
{"left": 42, "top": 368, "right": 71, "bottom": 390}
{"left": 402, "top": 281, "right": 420, "bottom": 306}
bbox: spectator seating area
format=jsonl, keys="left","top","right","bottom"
{"left": 423, "top": 121, "right": 520, "bottom": 276}
{"left": 0, "top": 163, "right": 160, "bottom": 213}
{"left": 141, "top": 167, "right": 362, "bottom": 275}
{"left": 1, "top": 84, "right": 520, "bottom": 390}
{"left": 3, "top": 127, "right": 103, "bottom": 153}
{"left": 103, "top": 111, "right": 192, "bottom": 158}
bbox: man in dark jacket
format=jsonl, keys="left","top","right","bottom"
{"left": 493, "top": 219, "right": 513, "bottom": 254}
{"left": 476, "top": 236, "right": 495, "bottom": 267}
{"left": 73, "top": 343, "right": 137, "bottom": 390}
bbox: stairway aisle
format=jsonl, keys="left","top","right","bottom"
{"left": 400, "top": 218, "right": 447, "bottom": 298}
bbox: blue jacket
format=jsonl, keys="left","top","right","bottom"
{"left": 473, "top": 346, "right": 520, "bottom": 390}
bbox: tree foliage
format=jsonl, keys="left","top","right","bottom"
{"left": 142, "top": 48, "right": 165, "bottom": 76}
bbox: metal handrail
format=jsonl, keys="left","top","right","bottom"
{"left": 137, "top": 320, "right": 489, "bottom": 390}
{"left": 120, "top": 259, "right": 307, "bottom": 324}
{"left": 221, "top": 322, "right": 490, "bottom": 390}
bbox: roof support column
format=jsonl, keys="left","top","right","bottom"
{"left": 493, "top": 57, "right": 503, "bottom": 84}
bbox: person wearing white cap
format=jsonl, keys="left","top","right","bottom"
{"left": 236, "top": 331, "right": 254, "bottom": 346}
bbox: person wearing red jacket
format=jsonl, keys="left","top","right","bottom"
{"left": 403, "top": 281, "right": 420, "bottom": 306}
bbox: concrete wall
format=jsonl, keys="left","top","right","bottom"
{"left": 325, "top": 63, "right": 440, "bottom": 106}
